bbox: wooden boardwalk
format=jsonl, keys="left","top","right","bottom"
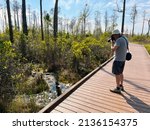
{"left": 39, "top": 43, "right": 150, "bottom": 113}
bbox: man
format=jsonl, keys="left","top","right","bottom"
{"left": 110, "top": 29, "right": 128, "bottom": 94}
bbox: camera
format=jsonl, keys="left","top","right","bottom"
{"left": 108, "top": 35, "right": 115, "bottom": 42}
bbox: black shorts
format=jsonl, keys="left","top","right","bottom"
{"left": 112, "top": 61, "right": 125, "bottom": 75}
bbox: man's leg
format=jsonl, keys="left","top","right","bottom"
{"left": 110, "top": 61, "right": 122, "bottom": 94}
{"left": 120, "top": 73, "right": 124, "bottom": 86}
{"left": 110, "top": 74, "right": 121, "bottom": 93}
{"left": 115, "top": 74, "right": 121, "bottom": 87}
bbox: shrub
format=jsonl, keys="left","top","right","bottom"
{"left": 8, "top": 96, "right": 41, "bottom": 113}
{"left": 58, "top": 69, "right": 81, "bottom": 84}
{"left": 129, "top": 35, "right": 150, "bottom": 43}
{"left": 0, "top": 99, "right": 6, "bottom": 112}
{"left": 16, "top": 77, "right": 49, "bottom": 95}
{"left": 0, "top": 40, "right": 20, "bottom": 99}
{"left": 144, "top": 44, "right": 150, "bottom": 54}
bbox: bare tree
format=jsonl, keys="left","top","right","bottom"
{"left": 94, "top": 10, "right": 102, "bottom": 38}
{"left": 13, "top": 0, "right": 20, "bottom": 31}
{"left": 130, "top": 4, "right": 137, "bottom": 36}
{"left": 12, "top": 0, "right": 17, "bottom": 29}
{"left": 64, "top": 18, "right": 69, "bottom": 33}
{"left": 22, "top": 0, "right": 28, "bottom": 35}
{"left": 52, "top": 0, "right": 59, "bottom": 69}
{"left": 114, "top": 0, "right": 126, "bottom": 33}
{"left": 104, "top": 11, "right": 109, "bottom": 32}
{"left": 53, "top": 0, "right": 58, "bottom": 39}
{"left": 40, "top": 0, "right": 44, "bottom": 40}
{"left": 6, "top": 0, "right": 14, "bottom": 43}
{"left": 58, "top": 17, "right": 62, "bottom": 32}
{"left": 147, "top": 19, "right": 150, "bottom": 36}
{"left": 73, "top": 4, "right": 90, "bottom": 35}
{"left": 0, "top": 5, "right": 5, "bottom": 32}
{"left": 74, "top": 17, "right": 82, "bottom": 35}
{"left": 1, "top": 5, "right": 8, "bottom": 31}
{"left": 69, "top": 18, "right": 76, "bottom": 34}
{"left": 44, "top": 13, "right": 52, "bottom": 37}
{"left": 16, "top": 2, "right": 20, "bottom": 31}
{"left": 141, "top": 10, "right": 146, "bottom": 35}
{"left": 110, "top": 10, "right": 118, "bottom": 31}
{"left": 28, "top": 4, "right": 31, "bottom": 27}
{"left": 81, "top": 4, "right": 90, "bottom": 35}
{"left": 32, "top": 11, "right": 37, "bottom": 31}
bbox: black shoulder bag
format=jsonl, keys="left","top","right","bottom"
{"left": 122, "top": 36, "right": 132, "bottom": 61}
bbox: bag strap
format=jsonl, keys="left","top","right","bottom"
{"left": 122, "top": 36, "right": 129, "bottom": 51}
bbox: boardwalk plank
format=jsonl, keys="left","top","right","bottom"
{"left": 79, "top": 84, "right": 150, "bottom": 102}
{"left": 63, "top": 99, "right": 103, "bottom": 112}
{"left": 65, "top": 97, "right": 115, "bottom": 112}
{"left": 69, "top": 93, "right": 136, "bottom": 112}
{"left": 54, "top": 106, "right": 75, "bottom": 113}
{"left": 58, "top": 102, "right": 89, "bottom": 113}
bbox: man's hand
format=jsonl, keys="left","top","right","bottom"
{"left": 111, "top": 42, "right": 119, "bottom": 52}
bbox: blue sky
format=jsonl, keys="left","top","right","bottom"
{"left": 0, "top": 0, "right": 150, "bottom": 34}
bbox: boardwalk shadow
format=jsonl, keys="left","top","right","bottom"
{"left": 124, "top": 79, "right": 150, "bottom": 93}
{"left": 121, "top": 91, "right": 150, "bottom": 113}
{"left": 101, "top": 68, "right": 150, "bottom": 93}
{"left": 101, "top": 68, "right": 114, "bottom": 76}
{"left": 102, "top": 68, "right": 150, "bottom": 112}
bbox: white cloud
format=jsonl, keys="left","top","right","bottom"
{"left": 147, "top": 0, "right": 150, "bottom": 4}
{"left": 105, "top": 2, "right": 114, "bottom": 8}
{"left": 75, "top": 0, "right": 80, "bottom": 4}
{"left": 59, "top": 0, "right": 74, "bottom": 10}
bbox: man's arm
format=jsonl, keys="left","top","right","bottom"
{"left": 111, "top": 42, "right": 119, "bottom": 52}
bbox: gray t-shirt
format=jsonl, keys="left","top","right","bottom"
{"left": 114, "top": 36, "right": 127, "bottom": 61}
{"left": 122, "top": 35, "right": 129, "bottom": 49}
